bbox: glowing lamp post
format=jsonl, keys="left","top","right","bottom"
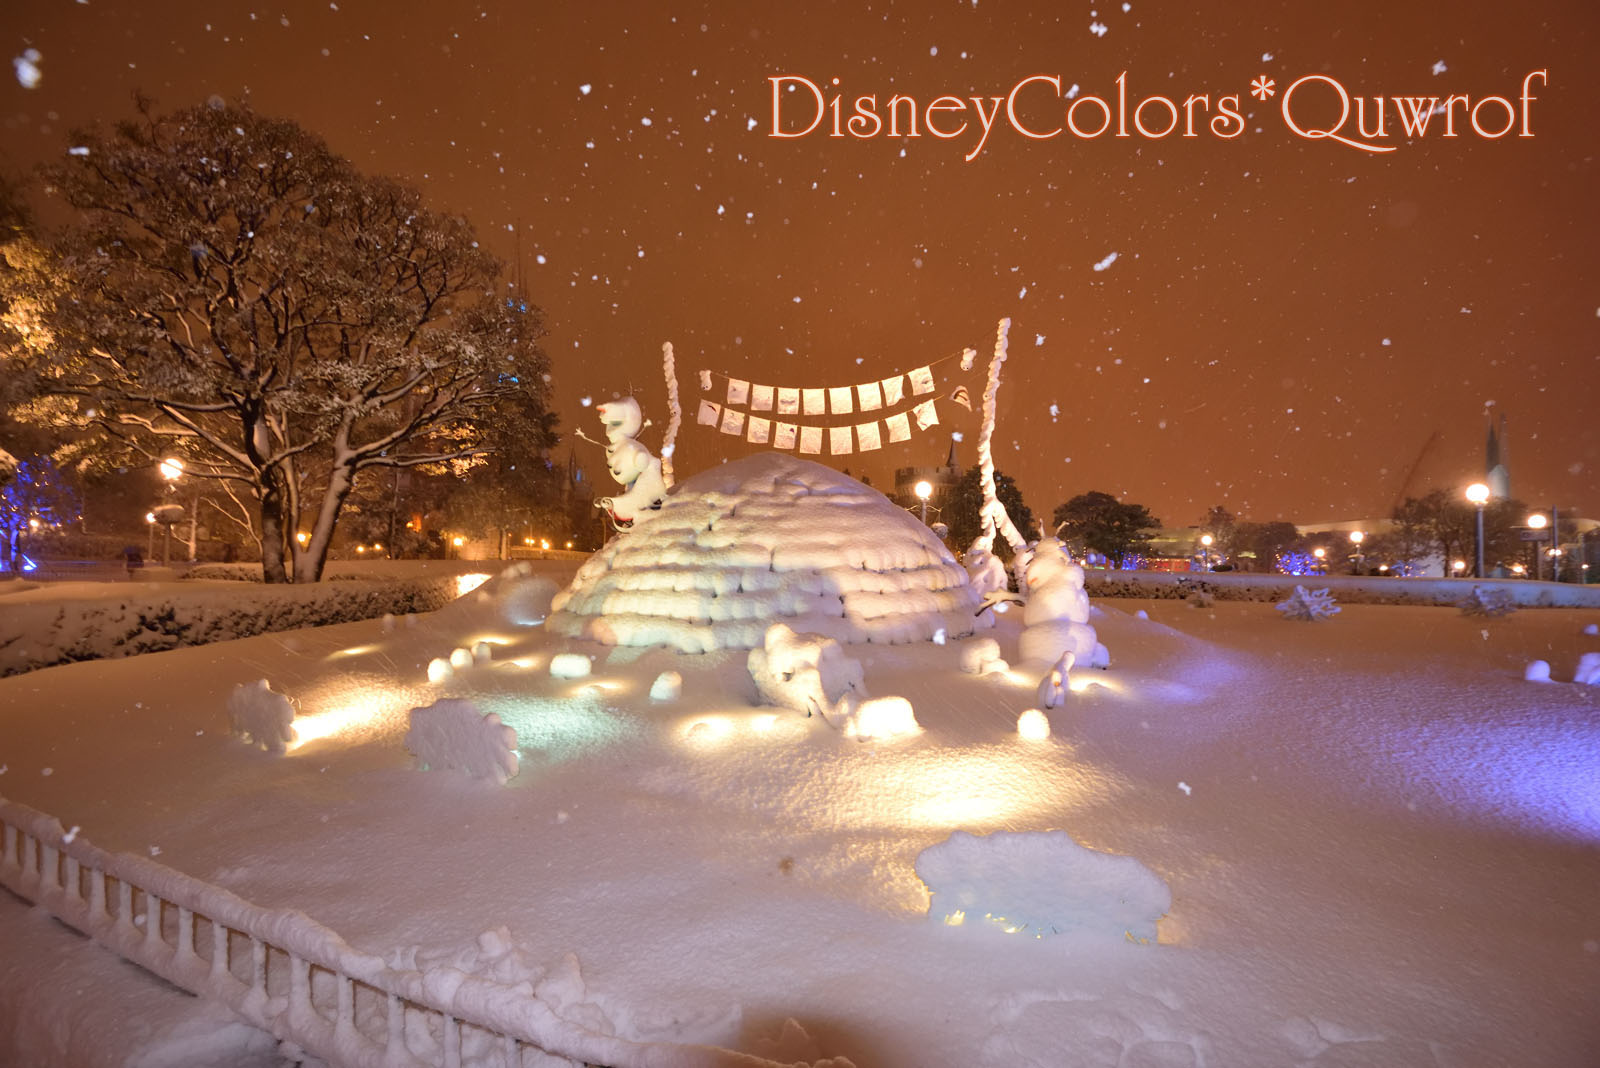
{"left": 1527, "top": 513, "right": 1547, "bottom": 580}
{"left": 1312, "top": 546, "right": 1326, "bottom": 574}
{"left": 145, "top": 512, "right": 156, "bottom": 558}
{"left": 1465, "top": 483, "right": 1490, "bottom": 578}
{"left": 914, "top": 480, "right": 933, "bottom": 525}
{"left": 1348, "top": 530, "right": 1364, "bottom": 575}
{"left": 1200, "top": 534, "right": 1214, "bottom": 571}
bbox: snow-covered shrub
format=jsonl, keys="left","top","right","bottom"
{"left": 1457, "top": 586, "right": 1516, "bottom": 618}
{"left": 549, "top": 652, "right": 592, "bottom": 679}
{"left": 404, "top": 698, "right": 519, "bottom": 785}
{"left": 1275, "top": 585, "right": 1340, "bottom": 621}
{"left": 915, "top": 829, "right": 1171, "bottom": 941}
{"left": 650, "top": 670, "right": 683, "bottom": 702}
{"left": 839, "top": 695, "right": 921, "bottom": 741}
{"left": 958, "top": 637, "right": 1007, "bottom": 675}
{"left": 1575, "top": 653, "right": 1600, "bottom": 687}
{"left": 1185, "top": 588, "right": 1215, "bottom": 608}
{"left": 1524, "top": 660, "right": 1552, "bottom": 682}
{"left": 747, "top": 622, "right": 865, "bottom": 716}
{"left": 227, "top": 679, "right": 296, "bottom": 754}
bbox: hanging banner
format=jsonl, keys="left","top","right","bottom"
{"left": 799, "top": 425, "right": 824, "bottom": 454}
{"left": 855, "top": 421, "right": 882, "bottom": 451}
{"left": 885, "top": 411, "right": 912, "bottom": 443}
{"left": 912, "top": 399, "right": 939, "bottom": 430}
{"left": 697, "top": 400, "right": 722, "bottom": 426}
{"left": 719, "top": 407, "right": 746, "bottom": 436}
{"left": 908, "top": 365, "right": 936, "bottom": 396}
{"left": 777, "top": 387, "right": 801, "bottom": 415}
{"left": 726, "top": 378, "right": 750, "bottom": 408}
{"left": 747, "top": 415, "right": 771, "bottom": 444}
{"left": 773, "top": 421, "right": 798, "bottom": 450}
{"left": 856, "top": 381, "right": 883, "bottom": 411}
{"left": 882, "top": 375, "right": 905, "bottom": 407}
{"left": 828, "top": 386, "right": 854, "bottom": 415}
{"left": 750, "top": 384, "right": 775, "bottom": 412}
{"left": 949, "top": 386, "right": 972, "bottom": 411}
{"left": 829, "top": 426, "right": 853, "bottom": 455}
{"left": 803, "top": 388, "right": 827, "bottom": 416}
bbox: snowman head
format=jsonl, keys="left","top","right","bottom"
{"left": 596, "top": 397, "right": 643, "bottom": 443}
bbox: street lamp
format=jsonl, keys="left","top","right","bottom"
{"left": 1200, "top": 533, "right": 1214, "bottom": 571}
{"left": 1348, "top": 530, "right": 1364, "bottom": 575}
{"left": 913, "top": 480, "right": 933, "bottom": 525}
{"left": 1465, "top": 482, "right": 1490, "bottom": 578}
{"left": 145, "top": 512, "right": 156, "bottom": 558}
{"left": 1527, "top": 513, "right": 1547, "bottom": 580}
{"left": 159, "top": 457, "right": 199, "bottom": 562}
{"left": 1312, "top": 546, "right": 1326, "bottom": 574}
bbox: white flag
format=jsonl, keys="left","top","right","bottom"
{"left": 777, "top": 387, "right": 801, "bottom": 415}
{"left": 803, "top": 388, "right": 827, "bottom": 416}
{"left": 855, "top": 421, "right": 882, "bottom": 451}
{"left": 727, "top": 378, "right": 750, "bottom": 407}
{"left": 829, "top": 426, "right": 853, "bottom": 455}
{"left": 885, "top": 411, "right": 911, "bottom": 443}
{"left": 773, "top": 421, "right": 798, "bottom": 450}
{"left": 799, "top": 425, "right": 824, "bottom": 454}
{"left": 720, "top": 407, "right": 746, "bottom": 436}
{"left": 856, "top": 381, "right": 883, "bottom": 411}
{"left": 908, "top": 365, "right": 936, "bottom": 396}
{"left": 750, "top": 384, "right": 775, "bottom": 411}
{"left": 882, "top": 375, "right": 905, "bottom": 407}
{"left": 697, "top": 400, "right": 722, "bottom": 426}
{"left": 747, "top": 415, "right": 771, "bottom": 444}
{"left": 912, "top": 399, "right": 939, "bottom": 430}
{"left": 828, "top": 386, "right": 854, "bottom": 415}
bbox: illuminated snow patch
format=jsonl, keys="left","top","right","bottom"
{"left": 455, "top": 573, "right": 492, "bottom": 597}
{"left": 842, "top": 696, "right": 921, "bottom": 741}
{"left": 427, "top": 657, "right": 453, "bottom": 684}
{"left": 1017, "top": 709, "right": 1051, "bottom": 740}
{"left": 916, "top": 829, "right": 1170, "bottom": 941}
{"left": 290, "top": 693, "right": 392, "bottom": 749}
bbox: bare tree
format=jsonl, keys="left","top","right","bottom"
{"left": 6, "top": 98, "right": 555, "bottom": 581}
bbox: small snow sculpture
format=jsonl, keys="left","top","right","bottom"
{"left": 1035, "top": 651, "right": 1074, "bottom": 708}
{"left": 449, "top": 647, "right": 473, "bottom": 670}
{"left": 958, "top": 637, "right": 1008, "bottom": 675}
{"left": 963, "top": 524, "right": 1009, "bottom": 601}
{"left": 1582, "top": 623, "right": 1598, "bottom": 637}
{"left": 915, "top": 829, "right": 1171, "bottom": 941}
{"left": 748, "top": 622, "right": 865, "bottom": 717}
{"left": 405, "top": 698, "right": 519, "bottom": 785}
{"left": 1017, "top": 708, "right": 1051, "bottom": 740}
{"left": 1458, "top": 586, "right": 1516, "bottom": 618}
{"left": 1275, "top": 585, "right": 1341, "bottom": 621}
{"left": 1524, "top": 660, "right": 1552, "bottom": 682}
{"left": 1018, "top": 537, "right": 1108, "bottom": 670}
{"left": 650, "top": 670, "right": 683, "bottom": 702}
{"left": 426, "top": 657, "right": 453, "bottom": 684}
{"left": 840, "top": 695, "right": 921, "bottom": 741}
{"left": 471, "top": 641, "right": 493, "bottom": 665}
{"left": 227, "top": 679, "right": 296, "bottom": 754}
{"left": 1575, "top": 652, "right": 1600, "bottom": 686}
{"left": 549, "top": 652, "right": 592, "bottom": 679}
{"left": 595, "top": 396, "right": 667, "bottom": 527}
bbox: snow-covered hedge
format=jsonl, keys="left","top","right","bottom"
{"left": 0, "top": 577, "right": 463, "bottom": 677}
{"left": 1084, "top": 571, "right": 1600, "bottom": 609}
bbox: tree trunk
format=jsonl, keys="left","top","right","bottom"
{"left": 294, "top": 462, "right": 358, "bottom": 583}
{"left": 258, "top": 473, "right": 291, "bottom": 583}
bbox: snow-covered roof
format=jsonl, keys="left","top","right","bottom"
{"left": 548, "top": 452, "right": 981, "bottom": 652}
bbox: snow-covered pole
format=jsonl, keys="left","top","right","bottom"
{"left": 660, "top": 342, "right": 681, "bottom": 488}
{"left": 977, "top": 317, "right": 1027, "bottom": 556}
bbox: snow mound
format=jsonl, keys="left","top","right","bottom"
{"left": 226, "top": 679, "right": 296, "bottom": 754}
{"left": 649, "top": 670, "right": 683, "bottom": 702}
{"left": 1575, "top": 652, "right": 1600, "bottom": 686}
{"left": 1524, "top": 660, "right": 1552, "bottom": 682}
{"left": 916, "top": 829, "right": 1171, "bottom": 941}
{"left": 748, "top": 622, "right": 866, "bottom": 717}
{"left": 549, "top": 652, "right": 592, "bottom": 679}
{"left": 1017, "top": 708, "right": 1051, "bottom": 740}
{"left": 958, "top": 637, "right": 1007, "bottom": 675}
{"left": 405, "top": 699, "right": 519, "bottom": 785}
{"left": 548, "top": 453, "right": 981, "bottom": 652}
{"left": 839, "top": 695, "right": 921, "bottom": 741}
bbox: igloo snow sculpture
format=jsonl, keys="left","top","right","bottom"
{"left": 1017, "top": 537, "right": 1109, "bottom": 670}
{"left": 549, "top": 454, "right": 983, "bottom": 653}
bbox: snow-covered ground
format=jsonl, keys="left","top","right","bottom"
{"left": 4, "top": 559, "right": 1598, "bottom": 1065}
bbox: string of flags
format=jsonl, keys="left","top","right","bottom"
{"left": 692, "top": 351, "right": 975, "bottom": 456}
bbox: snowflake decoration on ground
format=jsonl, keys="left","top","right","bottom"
{"left": 1457, "top": 586, "right": 1516, "bottom": 618}
{"left": 405, "top": 698, "right": 519, "bottom": 785}
{"left": 1275, "top": 585, "right": 1340, "bottom": 622}
{"left": 227, "top": 679, "right": 297, "bottom": 753}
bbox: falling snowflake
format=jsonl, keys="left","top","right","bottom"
{"left": 13, "top": 48, "right": 42, "bottom": 89}
{"left": 1093, "top": 251, "right": 1119, "bottom": 272}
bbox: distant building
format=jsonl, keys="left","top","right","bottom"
{"left": 892, "top": 440, "right": 962, "bottom": 513}
{"left": 1485, "top": 411, "right": 1510, "bottom": 500}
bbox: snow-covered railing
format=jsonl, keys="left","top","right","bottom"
{"left": 0, "top": 797, "right": 808, "bottom": 1068}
